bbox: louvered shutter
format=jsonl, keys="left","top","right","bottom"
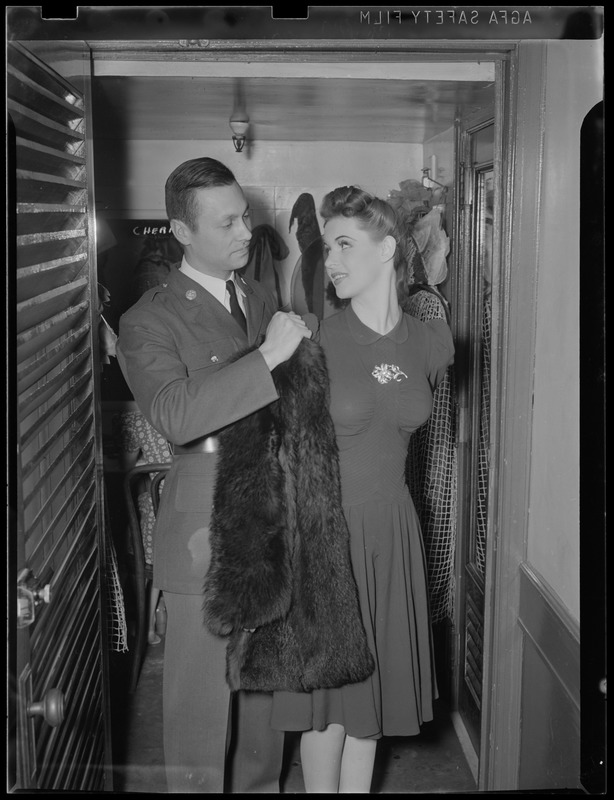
{"left": 9, "top": 40, "right": 112, "bottom": 790}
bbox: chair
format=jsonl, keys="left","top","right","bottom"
{"left": 123, "top": 463, "right": 171, "bottom": 692}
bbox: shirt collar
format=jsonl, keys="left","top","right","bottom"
{"left": 345, "top": 303, "right": 408, "bottom": 344}
{"left": 179, "top": 257, "right": 244, "bottom": 305}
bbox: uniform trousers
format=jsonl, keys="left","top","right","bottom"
{"left": 163, "top": 592, "right": 284, "bottom": 793}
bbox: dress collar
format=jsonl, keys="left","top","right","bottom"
{"left": 345, "top": 303, "right": 409, "bottom": 345}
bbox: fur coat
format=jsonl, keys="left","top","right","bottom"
{"left": 203, "top": 337, "right": 375, "bottom": 693}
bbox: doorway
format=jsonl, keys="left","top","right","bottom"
{"left": 88, "top": 44, "right": 508, "bottom": 788}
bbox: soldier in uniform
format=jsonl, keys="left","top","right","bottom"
{"left": 116, "top": 157, "right": 311, "bottom": 792}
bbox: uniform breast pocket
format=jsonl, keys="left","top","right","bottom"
{"left": 180, "top": 338, "right": 239, "bottom": 373}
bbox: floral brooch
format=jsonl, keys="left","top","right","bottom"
{"left": 372, "top": 364, "right": 408, "bottom": 384}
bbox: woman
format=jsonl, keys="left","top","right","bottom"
{"left": 270, "top": 186, "right": 455, "bottom": 793}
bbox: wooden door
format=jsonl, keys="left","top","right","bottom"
{"left": 8, "top": 39, "right": 112, "bottom": 790}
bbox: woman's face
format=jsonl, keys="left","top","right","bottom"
{"left": 322, "top": 215, "right": 390, "bottom": 301}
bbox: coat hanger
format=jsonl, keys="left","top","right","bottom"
{"left": 421, "top": 168, "right": 449, "bottom": 208}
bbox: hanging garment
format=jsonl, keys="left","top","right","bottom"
{"left": 388, "top": 178, "right": 433, "bottom": 223}
{"left": 203, "top": 337, "right": 375, "bottom": 693}
{"left": 104, "top": 490, "right": 128, "bottom": 653}
{"left": 242, "top": 224, "right": 289, "bottom": 307}
{"left": 389, "top": 180, "right": 455, "bottom": 621}
{"left": 289, "top": 193, "right": 326, "bottom": 318}
{"left": 98, "top": 315, "right": 118, "bottom": 364}
{"left": 131, "top": 237, "right": 183, "bottom": 303}
{"left": 411, "top": 206, "right": 450, "bottom": 287}
{"left": 404, "top": 289, "right": 457, "bottom": 623}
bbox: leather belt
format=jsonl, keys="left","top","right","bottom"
{"left": 170, "top": 436, "right": 219, "bottom": 455}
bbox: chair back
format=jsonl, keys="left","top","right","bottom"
{"left": 150, "top": 465, "right": 170, "bottom": 514}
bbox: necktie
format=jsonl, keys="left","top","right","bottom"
{"left": 226, "top": 279, "right": 247, "bottom": 334}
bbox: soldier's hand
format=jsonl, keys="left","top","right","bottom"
{"left": 258, "top": 311, "right": 312, "bottom": 371}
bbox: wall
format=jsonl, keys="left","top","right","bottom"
{"left": 527, "top": 38, "right": 603, "bottom": 622}
{"left": 94, "top": 137, "right": 423, "bottom": 309}
{"left": 515, "top": 37, "right": 602, "bottom": 793}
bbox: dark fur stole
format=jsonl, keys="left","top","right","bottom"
{"left": 203, "top": 337, "right": 375, "bottom": 692}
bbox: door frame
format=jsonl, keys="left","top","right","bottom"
{"left": 479, "top": 42, "right": 546, "bottom": 790}
{"left": 450, "top": 44, "right": 553, "bottom": 791}
{"left": 88, "top": 37, "right": 527, "bottom": 792}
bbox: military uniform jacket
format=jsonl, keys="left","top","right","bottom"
{"left": 116, "top": 266, "right": 279, "bottom": 594}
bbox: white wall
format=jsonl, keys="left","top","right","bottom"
{"left": 94, "top": 138, "right": 424, "bottom": 306}
{"left": 527, "top": 39, "right": 603, "bottom": 621}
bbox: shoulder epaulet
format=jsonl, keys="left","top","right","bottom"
{"left": 148, "top": 282, "right": 170, "bottom": 300}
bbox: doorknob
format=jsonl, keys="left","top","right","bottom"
{"left": 27, "top": 688, "right": 65, "bottom": 727}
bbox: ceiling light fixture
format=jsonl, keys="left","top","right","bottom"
{"left": 229, "top": 113, "right": 249, "bottom": 153}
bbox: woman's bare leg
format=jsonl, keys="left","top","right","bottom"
{"left": 338, "top": 735, "right": 377, "bottom": 793}
{"left": 300, "top": 723, "right": 346, "bottom": 792}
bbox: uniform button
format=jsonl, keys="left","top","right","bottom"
{"left": 185, "top": 289, "right": 197, "bottom": 300}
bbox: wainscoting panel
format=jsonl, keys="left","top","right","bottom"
{"left": 517, "top": 563, "right": 581, "bottom": 791}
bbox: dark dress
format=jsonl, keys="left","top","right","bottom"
{"left": 270, "top": 304, "right": 455, "bottom": 739}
